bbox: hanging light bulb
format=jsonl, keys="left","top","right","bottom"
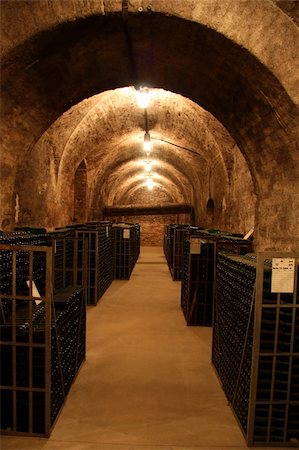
{"left": 147, "top": 177, "right": 154, "bottom": 190}
{"left": 143, "top": 131, "right": 152, "bottom": 152}
{"left": 136, "top": 87, "right": 150, "bottom": 108}
{"left": 144, "top": 161, "right": 152, "bottom": 173}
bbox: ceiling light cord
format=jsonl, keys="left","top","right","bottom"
{"left": 134, "top": 85, "right": 155, "bottom": 190}
{"left": 151, "top": 136, "right": 200, "bottom": 157}
{"left": 121, "top": 0, "right": 138, "bottom": 88}
{"left": 144, "top": 108, "right": 149, "bottom": 133}
{"left": 143, "top": 105, "right": 152, "bottom": 153}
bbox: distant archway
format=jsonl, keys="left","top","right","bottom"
{"left": 1, "top": 5, "right": 298, "bottom": 249}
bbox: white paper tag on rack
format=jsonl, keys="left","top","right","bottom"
{"left": 244, "top": 228, "right": 254, "bottom": 240}
{"left": 26, "top": 281, "right": 43, "bottom": 305}
{"left": 271, "top": 258, "right": 295, "bottom": 293}
{"left": 123, "top": 229, "right": 130, "bottom": 239}
{"left": 190, "top": 238, "right": 201, "bottom": 254}
{"left": 106, "top": 226, "right": 109, "bottom": 237}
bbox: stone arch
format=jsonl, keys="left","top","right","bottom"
{"left": 0, "top": 5, "right": 298, "bottom": 249}
{"left": 2, "top": 1, "right": 297, "bottom": 101}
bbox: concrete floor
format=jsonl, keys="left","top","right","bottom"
{"left": 0, "top": 247, "right": 288, "bottom": 450}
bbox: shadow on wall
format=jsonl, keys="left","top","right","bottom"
{"left": 73, "top": 160, "right": 87, "bottom": 224}
{"left": 206, "top": 198, "right": 215, "bottom": 227}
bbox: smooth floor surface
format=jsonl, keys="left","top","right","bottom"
{"left": 0, "top": 247, "right": 288, "bottom": 450}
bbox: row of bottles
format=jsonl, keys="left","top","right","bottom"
{"left": 212, "top": 252, "right": 299, "bottom": 444}
{"left": 112, "top": 223, "right": 140, "bottom": 280}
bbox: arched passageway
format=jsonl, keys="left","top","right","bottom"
{"left": 1, "top": 1, "right": 298, "bottom": 249}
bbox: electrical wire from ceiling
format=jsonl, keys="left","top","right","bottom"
{"left": 120, "top": 5, "right": 205, "bottom": 194}
{"left": 151, "top": 136, "right": 203, "bottom": 158}
{"left": 121, "top": 0, "right": 138, "bottom": 88}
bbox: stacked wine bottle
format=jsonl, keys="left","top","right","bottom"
{"left": 213, "top": 253, "right": 299, "bottom": 446}
{"left": 163, "top": 224, "right": 189, "bottom": 279}
{"left": 181, "top": 239, "right": 214, "bottom": 325}
{"left": 0, "top": 232, "right": 86, "bottom": 436}
{"left": 94, "top": 222, "right": 114, "bottom": 300}
{"left": 112, "top": 223, "right": 140, "bottom": 279}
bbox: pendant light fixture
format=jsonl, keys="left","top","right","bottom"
{"left": 146, "top": 176, "right": 154, "bottom": 190}
{"left": 143, "top": 131, "right": 152, "bottom": 152}
{"left": 135, "top": 86, "right": 154, "bottom": 190}
{"left": 136, "top": 86, "right": 150, "bottom": 109}
{"left": 144, "top": 161, "right": 152, "bottom": 173}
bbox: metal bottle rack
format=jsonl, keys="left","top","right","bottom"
{"left": 163, "top": 224, "right": 190, "bottom": 280}
{"left": 53, "top": 222, "right": 114, "bottom": 305}
{"left": 180, "top": 234, "right": 252, "bottom": 326}
{"left": 0, "top": 240, "right": 86, "bottom": 437}
{"left": 71, "top": 223, "right": 113, "bottom": 304}
{"left": 73, "top": 229, "right": 101, "bottom": 305}
{"left": 112, "top": 223, "right": 140, "bottom": 280}
{"left": 172, "top": 226, "right": 190, "bottom": 280}
{"left": 213, "top": 252, "right": 299, "bottom": 446}
{"left": 51, "top": 236, "right": 87, "bottom": 292}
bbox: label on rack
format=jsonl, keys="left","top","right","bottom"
{"left": 123, "top": 229, "right": 130, "bottom": 239}
{"left": 244, "top": 228, "right": 254, "bottom": 240}
{"left": 26, "top": 280, "right": 43, "bottom": 305}
{"left": 271, "top": 258, "right": 295, "bottom": 293}
{"left": 190, "top": 238, "right": 201, "bottom": 254}
{"left": 106, "top": 226, "right": 109, "bottom": 237}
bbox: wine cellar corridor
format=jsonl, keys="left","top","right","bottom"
{"left": 1, "top": 1, "right": 298, "bottom": 449}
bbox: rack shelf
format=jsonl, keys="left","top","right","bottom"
{"left": 51, "top": 222, "right": 113, "bottom": 306}
{"left": 163, "top": 224, "right": 190, "bottom": 280}
{"left": 181, "top": 239, "right": 214, "bottom": 326}
{"left": 0, "top": 235, "right": 86, "bottom": 437}
{"left": 112, "top": 223, "right": 140, "bottom": 280}
{"left": 180, "top": 232, "right": 252, "bottom": 326}
{"left": 212, "top": 252, "right": 299, "bottom": 446}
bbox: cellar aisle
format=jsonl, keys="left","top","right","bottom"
{"left": 0, "top": 247, "right": 286, "bottom": 450}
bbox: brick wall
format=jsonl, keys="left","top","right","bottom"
{"left": 109, "top": 187, "right": 190, "bottom": 246}
{"left": 1, "top": 5, "right": 298, "bottom": 250}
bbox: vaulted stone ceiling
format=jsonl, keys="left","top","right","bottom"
{"left": 41, "top": 88, "right": 230, "bottom": 207}
{"left": 1, "top": 0, "right": 298, "bottom": 250}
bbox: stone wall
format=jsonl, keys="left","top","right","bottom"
{"left": 122, "top": 215, "right": 176, "bottom": 246}
{"left": 73, "top": 161, "right": 87, "bottom": 224}
{"left": 109, "top": 187, "right": 190, "bottom": 246}
{"left": 1, "top": 3, "right": 298, "bottom": 250}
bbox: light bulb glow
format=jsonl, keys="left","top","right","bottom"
{"left": 143, "top": 132, "right": 152, "bottom": 152}
{"left": 136, "top": 87, "right": 150, "bottom": 108}
{"left": 147, "top": 178, "right": 154, "bottom": 190}
{"left": 144, "top": 161, "right": 152, "bottom": 173}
